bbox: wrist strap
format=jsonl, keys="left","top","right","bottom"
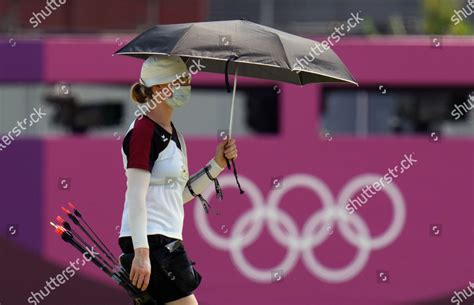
{"left": 204, "top": 165, "right": 223, "bottom": 200}
{"left": 186, "top": 180, "right": 211, "bottom": 213}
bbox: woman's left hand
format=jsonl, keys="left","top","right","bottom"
{"left": 214, "top": 138, "right": 238, "bottom": 168}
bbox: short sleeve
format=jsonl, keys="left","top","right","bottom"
{"left": 123, "top": 117, "right": 157, "bottom": 172}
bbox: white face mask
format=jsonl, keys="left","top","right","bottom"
{"left": 165, "top": 86, "right": 191, "bottom": 109}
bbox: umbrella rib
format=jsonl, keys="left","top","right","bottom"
{"left": 169, "top": 24, "right": 196, "bottom": 54}
{"left": 274, "top": 34, "right": 303, "bottom": 85}
{"left": 271, "top": 37, "right": 302, "bottom": 85}
{"left": 251, "top": 22, "right": 302, "bottom": 85}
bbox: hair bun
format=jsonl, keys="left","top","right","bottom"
{"left": 130, "top": 82, "right": 150, "bottom": 104}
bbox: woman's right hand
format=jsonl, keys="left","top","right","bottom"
{"left": 130, "top": 248, "right": 151, "bottom": 291}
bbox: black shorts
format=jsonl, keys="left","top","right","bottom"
{"left": 118, "top": 234, "right": 202, "bottom": 304}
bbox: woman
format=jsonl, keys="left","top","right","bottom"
{"left": 118, "top": 55, "right": 237, "bottom": 305}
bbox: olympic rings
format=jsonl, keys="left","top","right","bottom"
{"left": 194, "top": 174, "right": 406, "bottom": 283}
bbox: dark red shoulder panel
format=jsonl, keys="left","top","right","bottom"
{"left": 125, "top": 117, "right": 155, "bottom": 172}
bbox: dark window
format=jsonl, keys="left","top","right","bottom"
{"left": 321, "top": 87, "right": 474, "bottom": 137}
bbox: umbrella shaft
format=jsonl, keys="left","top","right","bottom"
{"left": 228, "top": 66, "right": 239, "bottom": 139}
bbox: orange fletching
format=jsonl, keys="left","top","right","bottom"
{"left": 61, "top": 207, "right": 71, "bottom": 214}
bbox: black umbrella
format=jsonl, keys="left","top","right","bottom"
{"left": 114, "top": 19, "right": 358, "bottom": 193}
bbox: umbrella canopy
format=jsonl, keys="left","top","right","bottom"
{"left": 114, "top": 19, "right": 357, "bottom": 86}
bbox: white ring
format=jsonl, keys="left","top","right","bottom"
{"left": 230, "top": 207, "right": 300, "bottom": 283}
{"left": 267, "top": 174, "right": 335, "bottom": 249}
{"left": 302, "top": 210, "right": 371, "bottom": 283}
{"left": 336, "top": 174, "right": 406, "bottom": 249}
{"left": 194, "top": 173, "right": 406, "bottom": 283}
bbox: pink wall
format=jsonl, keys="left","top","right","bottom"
{"left": 41, "top": 136, "right": 474, "bottom": 305}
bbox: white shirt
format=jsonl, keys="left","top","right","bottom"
{"left": 119, "top": 116, "right": 224, "bottom": 246}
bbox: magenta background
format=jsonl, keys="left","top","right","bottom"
{"left": 42, "top": 136, "right": 474, "bottom": 305}
{"left": 1, "top": 36, "right": 472, "bottom": 305}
